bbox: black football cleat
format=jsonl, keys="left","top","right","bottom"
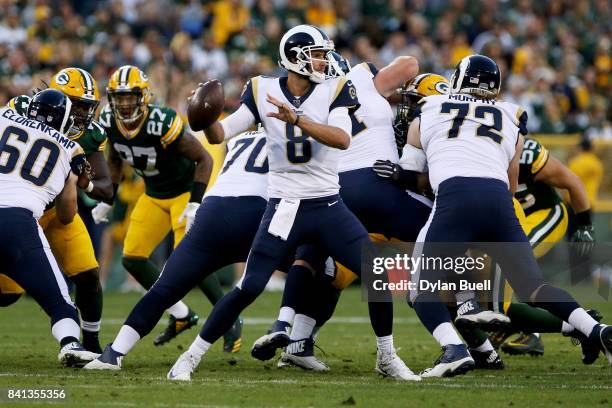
{"left": 223, "top": 316, "right": 243, "bottom": 353}
{"left": 470, "top": 348, "right": 505, "bottom": 369}
{"left": 251, "top": 320, "right": 291, "bottom": 361}
{"left": 564, "top": 309, "right": 602, "bottom": 365}
{"left": 154, "top": 309, "right": 199, "bottom": 346}
{"left": 501, "top": 333, "right": 544, "bottom": 356}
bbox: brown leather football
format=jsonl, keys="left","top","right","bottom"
{"left": 187, "top": 80, "right": 225, "bottom": 131}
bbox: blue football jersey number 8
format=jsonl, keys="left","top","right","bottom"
{"left": 285, "top": 123, "right": 312, "bottom": 164}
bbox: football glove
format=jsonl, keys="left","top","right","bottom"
{"left": 91, "top": 202, "right": 113, "bottom": 224}
{"left": 179, "top": 202, "right": 199, "bottom": 233}
{"left": 393, "top": 120, "right": 408, "bottom": 151}
{"left": 570, "top": 225, "right": 595, "bottom": 257}
{"left": 373, "top": 159, "right": 401, "bottom": 180}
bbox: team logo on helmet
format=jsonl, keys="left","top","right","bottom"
{"left": 56, "top": 72, "right": 70, "bottom": 86}
{"left": 435, "top": 82, "right": 449, "bottom": 94}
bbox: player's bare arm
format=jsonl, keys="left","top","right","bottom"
{"left": 84, "top": 151, "right": 113, "bottom": 202}
{"left": 175, "top": 131, "right": 214, "bottom": 195}
{"left": 266, "top": 93, "right": 350, "bottom": 150}
{"left": 534, "top": 153, "right": 590, "bottom": 213}
{"left": 374, "top": 56, "right": 419, "bottom": 97}
{"left": 508, "top": 135, "right": 523, "bottom": 195}
{"left": 106, "top": 142, "right": 124, "bottom": 188}
{"left": 55, "top": 172, "right": 78, "bottom": 225}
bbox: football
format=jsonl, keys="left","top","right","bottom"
{"left": 187, "top": 79, "right": 225, "bottom": 131}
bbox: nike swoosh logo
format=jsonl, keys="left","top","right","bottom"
{"left": 328, "top": 201, "right": 338, "bottom": 207}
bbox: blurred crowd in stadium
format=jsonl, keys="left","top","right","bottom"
{"left": 0, "top": 0, "right": 610, "bottom": 138}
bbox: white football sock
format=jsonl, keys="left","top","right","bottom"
{"left": 455, "top": 290, "right": 475, "bottom": 305}
{"left": 561, "top": 321, "right": 574, "bottom": 335}
{"left": 432, "top": 322, "right": 463, "bottom": 347}
{"left": 473, "top": 339, "right": 494, "bottom": 352}
{"left": 112, "top": 325, "right": 141, "bottom": 355}
{"left": 376, "top": 335, "right": 394, "bottom": 354}
{"left": 52, "top": 318, "right": 81, "bottom": 343}
{"left": 81, "top": 320, "right": 101, "bottom": 333}
{"left": 567, "top": 308, "right": 599, "bottom": 337}
{"left": 167, "top": 301, "right": 189, "bottom": 319}
{"left": 290, "top": 314, "right": 316, "bottom": 341}
{"left": 187, "top": 335, "right": 211, "bottom": 358}
{"left": 278, "top": 306, "right": 295, "bottom": 325}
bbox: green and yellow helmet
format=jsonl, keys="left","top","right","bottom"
{"left": 395, "top": 73, "right": 450, "bottom": 148}
{"left": 107, "top": 65, "right": 151, "bottom": 125}
{"left": 49, "top": 67, "right": 100, "bottom": 137}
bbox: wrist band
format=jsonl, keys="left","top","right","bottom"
{"left": 84, "top": 181, "right": 94, "bottom": 193}
{"left": 575, "top": 209, "right": 592, "bottom": 227}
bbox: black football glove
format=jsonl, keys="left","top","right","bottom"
{"left": 570, "top": 225, "right": 595, "bottom": 257}
{"left": 373, "top": 159, "right": 401, "bottom": 180}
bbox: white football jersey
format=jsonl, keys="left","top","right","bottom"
{"left": 338, "top": 63, "right": 398, "bottom": 173}
{"left": 419, "top": 94, "right": 527, "bottom": 193}
{"left": 0, "top": 107, "right": 84, "bottom": 218}
{"left": 205, "top": 128, "right": 269, "bottom": 199}
{"left": 241, "top": 75, "right": 359, "bottom": 199}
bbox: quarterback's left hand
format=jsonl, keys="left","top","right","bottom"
{"left": 179, "top": 202, "right": 199, "bottom": 232}
{"left": 266, "top": 94, "right": 298, "bottom": 124}
{"left": 570, "top": 225, "right": 595, "bottom": 257}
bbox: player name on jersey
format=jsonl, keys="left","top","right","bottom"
{"left": 2, "top": 109, "right": 76, "bottom": 150}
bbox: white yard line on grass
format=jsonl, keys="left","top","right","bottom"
{"left": 1, "top": 372, "right": 610, "bottom": 390}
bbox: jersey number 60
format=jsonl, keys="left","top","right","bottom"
{"left": 0, "top": 126, "right": 60, "bottom": 186}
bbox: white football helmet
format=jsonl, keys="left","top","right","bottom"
{"left": 279, "top": 25, "right": 335, "bottom": 84}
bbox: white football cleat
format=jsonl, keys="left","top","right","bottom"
{"left": 83, "top": 344, "right": 123, "bottom": 370}
{"left": 376, "top": 348, "right": 421, "bottom": 381}
{"left": 278, "top": 338, "right": 329, "bottom": 371}
{"left": 420, "top": 344, "right": 475, "bottom": 378}
{"left": 58, "top": 341, "right": 100, "bottom": 368}
{"left": 167, "top": 351, "right": 201, "bottom": 381}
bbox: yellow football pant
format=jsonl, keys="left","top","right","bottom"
{"left": 123, "top": 192, "right": 190, "bottom": 258}
{"left": 501, "top": 200, "right": 569, "bottom": 312}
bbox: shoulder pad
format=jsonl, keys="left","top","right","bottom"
{"left": 329, "top": 78, "right": 360, "bottom": 112}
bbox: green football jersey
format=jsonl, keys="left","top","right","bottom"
{"left": 8, "top": 95, "right": 107, "bottom": 156}
{"left": 99, "top": 104, "right": 194, "bottom": 199}
{"left": 516, "top": 138, "right": 561, "bottom": 216}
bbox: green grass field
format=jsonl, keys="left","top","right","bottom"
{"left": 0, "top": 288, "right": 610, "bottom": 407}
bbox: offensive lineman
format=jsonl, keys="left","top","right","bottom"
{"left": 0, "top": 67, "right": 112, "bottom": 352}
{"left": 406, "top": 54, "right": 611, "bottom": 377}
{"left": 84, "top": 128, "right": 269, "bottom": 370}
{"left": 0, "top": 89, "right": 99, "bottom": 366}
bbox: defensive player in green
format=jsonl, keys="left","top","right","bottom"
{"left": 91, "top": 65, "right": 242, "bottom": 351}
{"left": 1, "top": 67, "right": 113, "bottom": 353}
{"left": 487, "top": 137, "right": 597, "bottom": 356}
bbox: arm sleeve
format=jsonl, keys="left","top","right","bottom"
{"left": 518, "top": 109, "right": 528, "bottom": 136}
{"left": 328, "top": 107, "right": 352, "bottom": 137}
{"left": 220, "top": 104, "right": 257, "bottom": 141}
